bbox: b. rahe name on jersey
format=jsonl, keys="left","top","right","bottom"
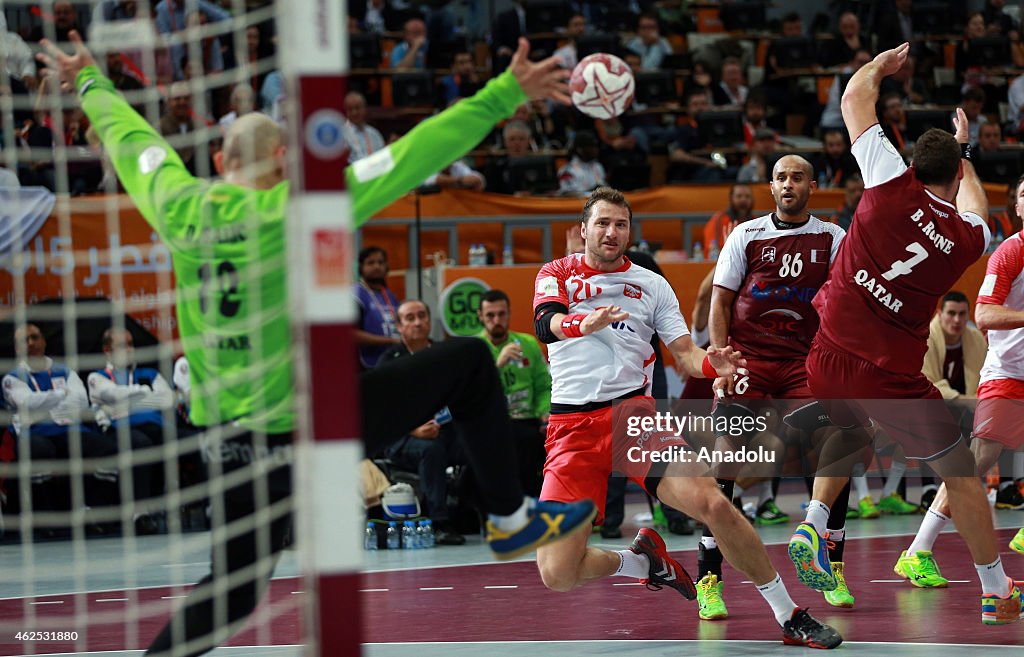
{"left": 853, "top": 269, "right": 904, "bottom": 313}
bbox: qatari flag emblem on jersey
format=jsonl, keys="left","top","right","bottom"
{"left": 810, "top": 249, "right": 828, "bottom": 263}
{"left": 624, "top": 283, "right": 643, "bottom": 299}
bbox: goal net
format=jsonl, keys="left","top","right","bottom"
{"left": 0, "top": 1, "right": 355, "bottom": 655}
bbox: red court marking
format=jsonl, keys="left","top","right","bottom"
{"left": 1, "top": 530, "right": 1022, "bottom": 654}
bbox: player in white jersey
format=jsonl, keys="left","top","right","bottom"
{"left": 530, "top": 187, "right": 842, "bottom": 649}
{"left": 895, "top": 172, "right": 1024, "bottom": 585}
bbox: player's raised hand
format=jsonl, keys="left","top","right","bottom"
{"left": 706, "top": 345, "right": 748, "bottom": 379}
{"left": 872, "top": 42, "right": 910, "bottom": 77}
{"left": 509, "top": 37, "right": 571, "bottom": 105}
{"left": 36, "top": 31, "right": 96, "bottom": 94}
{"left": 952, "top": 107, "right": 970, "bottom": 144}
{"left": 712, "top": 376, "right": 734, "bottom": 399}
{"left": 580, "top": 305, "right": 629, "bottom": 335}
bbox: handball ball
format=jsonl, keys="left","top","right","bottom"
{"left": 570, "top": 53, "right": 635, "bottom": 120}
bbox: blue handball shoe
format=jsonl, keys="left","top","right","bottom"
{"left": 788, "top": 523, "right": 837, "bottom": 592}
{"left": 486, "top": 498, "right": 597, "bottom": 560}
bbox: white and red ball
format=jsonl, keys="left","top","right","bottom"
{"left": 570, "top": 53, "right": 635, "bottom": 120}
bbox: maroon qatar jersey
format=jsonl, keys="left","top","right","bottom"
{"left": 713, "top": 213, "right": 845, "bottom": 359}
{"left": 813, "top": 124, "right": 991, "bottom": 375}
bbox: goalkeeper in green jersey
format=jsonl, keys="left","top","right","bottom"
{"left": 41, "top": 33, "right": 596, "bottom": 657}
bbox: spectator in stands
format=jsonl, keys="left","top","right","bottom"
{"left": 820, "top": 48, "right": 872, "bottom": 130}
{"left": 712, "top": 57, "right": 748, "bottom": 107}
{"left": 831, "top": 172, "right": 864, "bottom": 232}
{"left": 355, "top": 246, "right": 401, "bottom": 370}
{"left": 763, "top": 12, "right": 821, "bottom": 133}
{"left": 977, "top": 122, "right": 1002, "bottom": 153}
{"left": 880, "top": 53, "right": 929, "bottom": 105}
{"left": 439, "top": 49, "right": 481, "bottom": 106}
{"left": 740, "top": 89, "right": 769, "bottom": 147}
{"left": 703, "top": 183, "right": 754, "bottom": 259}
{"left": 390, "top": 17, "right": 428, "bottom": 69}
{"left": 960, "top": 87, "right": 988, "bottom": 146}
{"left": 159, "top": 82, "right": 201, "bottom": 174}
{"left": 594, "top": 114, "right": 638, "bottom": 153}
{"left": 553, "top": 13, "right": 587, "bottom": 70}
{"left": 877, "top": 92, "right": 909, "bottom": 155}
{"left": 821, "top": 11, "right": 868, "bottom": 68}
{"left": 259, "top": 69, "right": 284, "bottom": 119}
{"left": 485, "top": 121, "right": 540, "bottom": 195}
{"left": 875, "top": 0, "right": 915, "bottom": 52}
{"left": 87, "top": 327, "right": 176, "bottom": 531}
{"left": 988, "top": 177, "right": 1024, "bottom": 243}
{"left": 736, "top": 127, "right": 776, "bottom": 183}
{"left": 155, "top": 0, "right": 230, "bottom": 80}
{"left": 558, "top": 130, "right": 606, "bottom": 194}
{"left": 183, "top": 8, "right": 226, "bottom": 78}
{"left": 526, "top": 98, "right": 569, "bottom": 150}
{"left": 626, "top": 13, "right": 673, "bottom": 70}
{"left": 218, "top": 84, "right": 255, "bottom": 133}
{"left": 684, "top": 60, "right": 715, "bottom": 100}
{"left": 491, "top": 0, "right": 526, "bottom": 74}
{"left": 238, "top": 23, "right": 274, "bottom": 93}
{"left": 956, "top": 12, "right": 989, "bottom": 73}
{"left": 380, "top": 300, "right": 467, "bottom": 546}
{"left": 0, "top": 13, "right": 37, "bottom": 91}
{"left": 668, "top": 90, "right": 725, "bottom": 182}
{"left": 92, "top": 0, "right": 138, "bottom": 26}
{"left": 2, "top": 324, "right": 117, "bottom": 528}
{"left": 1008, "top": 74, "right": 1024, "bottom": 134}
{"left": 424, "top": 157, "right": 486, "bottom": 191}
{"left": 29, "top": 1, "right": 86, "bottom": 43}
{"left": 812, "top": 128, "right": 859, "bottom": 189}
{"left": 342, "top": 91, "right": 386, "bottom": 162}
{"left": 106, "top": 52, "right": 143, "bottom": 94}
{"left": 476, "top": 289, "right": 550, "bottom": 497}
{"left": 984, "top": 0, "right": 1016, "bottom": 35}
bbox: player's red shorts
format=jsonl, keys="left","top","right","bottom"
{"left": 806, "top": 338, "right": 961, "bottom": 460}
{"left": 735, "top": 357, "right": 812, "bottom": 400}
{"left": 972, "top": 378, "right": 1024, "bottom": 449}
{"left": 541, "top": 396, "right": 690, "bottom": 525}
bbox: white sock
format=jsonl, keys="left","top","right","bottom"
{"left": 803, "top": 500, "right": 830, "bottom": 537}
{"left": 488, "top": 497, "right": 531, "bottom": 532}
{"left": 755, "top": 480, "right": 773, "bottom": 507}
{"left": 614, "top": 549, "right": 651, "bottom": 578}
{"left": 851, "top": 470, "right": 870, "bottom": 502}
{"left": 700, "top": 535, "right": 718, "bottom": 550}
{"left": 756, "top": 573, "right": 798, "bottom": 626}
{"left": 829, "top": 527, "right": 846, "bottom": 543}
{"left": 882, "top": 461, "right": 906, "bottom": 497}
{"left": 921, "top": 483, "right": 938, "bottom": 494}
{"left": 907, "top": 508, "right": 950, "bottom": 555}
{"left": 976, "top": 557, "right": 1011, "bottom": 596}
{"left": 1014, "top": 452, "right": 1024, "bottom": 480}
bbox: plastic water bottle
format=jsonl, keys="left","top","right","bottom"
{"left": 386, "top": 521, "right": 400, "bottom": 549}
{"left": 418, "top": 520, "right": 435, "bottom": 548}
{"left": 365, "top": 522, "right": 378, "bottom": 550}
{"left": 692, "top": 241, "right": 704, "bottom": 263}
{"left": 502, "top": 241, "right": 514, "bottom": 265}
{"left": 638, "top": 240, "right": 650, "bottom": 253}
{"left": 469, "top": 243, "right": 487, "bottom": 266}
{"left": 708, "top": 239, "right": 720, "bottom": 262}
{"left": 402, "top": 520, "right": 419, "bottom": 549}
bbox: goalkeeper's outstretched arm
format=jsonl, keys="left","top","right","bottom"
{"left": 38, "top": 32, "right": 205, "bottom": 244}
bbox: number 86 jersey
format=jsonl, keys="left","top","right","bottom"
{"left": 714, "top": 213, "right": 845, "bottom": 360}
{"left": 813, "top": 124, "right": 991, "bottom": 375}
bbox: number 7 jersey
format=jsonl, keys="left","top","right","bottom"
{"left": 813, "top": 124, "right": 991, "bottom": 375}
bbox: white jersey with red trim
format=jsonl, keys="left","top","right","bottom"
{"left": 534, "top": 254, "right": 690, "bottom": 405}
{"left": 978, "top": 232, "right": 1024, "bottom": 383}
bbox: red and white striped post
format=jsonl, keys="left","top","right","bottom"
{"left": 278, "top": 2, "right": 361, "bottom": 656}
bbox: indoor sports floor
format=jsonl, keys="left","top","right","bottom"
{"left": 2, "top": 485, "right": 1023, "bottom": 657}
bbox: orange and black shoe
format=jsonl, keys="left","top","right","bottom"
{"left": 629, "top": 527, "right": 697, "bottom": 600}
{"left": 782, "top": 608, "right": 843, "bottom": 649}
